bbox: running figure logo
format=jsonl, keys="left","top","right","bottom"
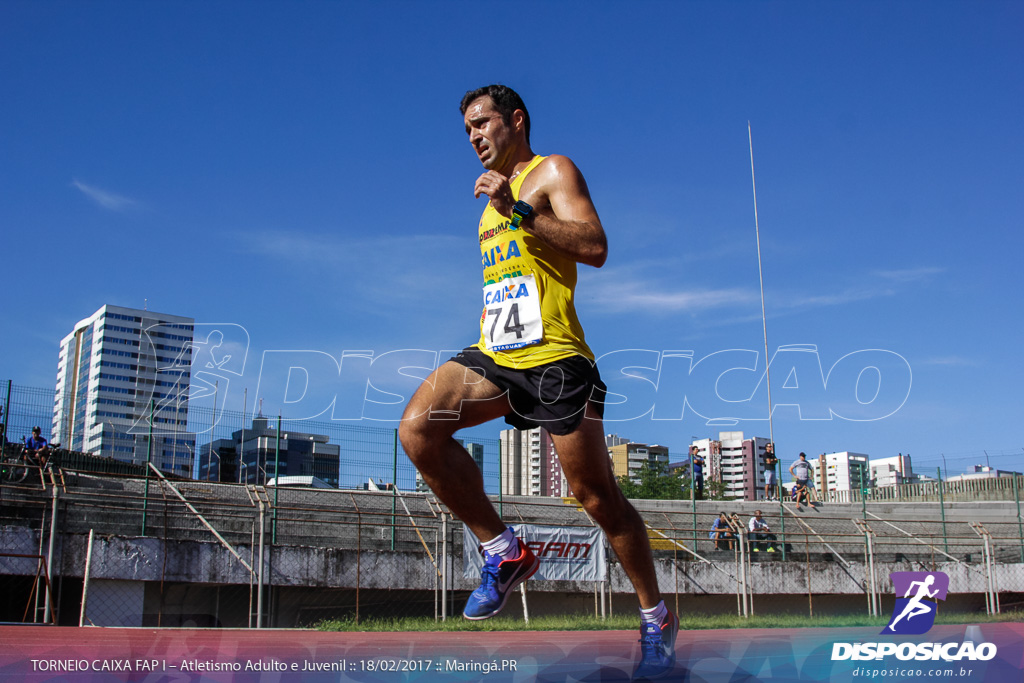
{"left": 883, "top": 571, "right": 949, "bottom": 635}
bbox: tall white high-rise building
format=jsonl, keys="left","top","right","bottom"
{"left": 52, "top": 304, "right": 195, "bottom": 475}
{"left": 811, "top": 452, "right": 871, "bottom": 495}
{"left": 499, "top": 427, "right": 567, "bottom": 497}
{"left": 692, "top": 431, "right": 771, "bottom": 501}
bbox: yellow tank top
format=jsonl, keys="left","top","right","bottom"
{"left": 473, "top": 155, "right": 595, "bottom": 368}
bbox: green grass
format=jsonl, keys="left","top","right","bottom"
{"left": 316, "top": 611, "right": 1023, "bottom": 633}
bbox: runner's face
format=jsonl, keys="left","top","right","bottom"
{"left": 464, "top": 96, "right": 517, "bottom": 171}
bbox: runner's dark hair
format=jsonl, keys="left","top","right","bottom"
{"left": 460, "top": 84, "right": 531, "bottom": 144}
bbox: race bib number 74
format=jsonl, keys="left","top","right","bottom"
{"left": 481, "top": 274, "right": 543, "bottom": 351}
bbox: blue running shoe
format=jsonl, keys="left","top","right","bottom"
{"left": 633, "top": 611, "right": 679, "bottom": 680}
{"left": 462, "top": 543, "right": 539, "bottom": 620}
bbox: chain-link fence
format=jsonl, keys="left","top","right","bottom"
{"left": 3, "top": 468, "right": 1024, "bottom": 628}
{"left": 2, "top": 378, "right": 1024, "bottom": 628}
{"left": 0, "top": 379, "right": 504, "bottom": 494}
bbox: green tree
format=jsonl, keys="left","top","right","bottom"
{"left": 704, "top": 478, "right": 727, "bottom": 501}
{"left": 616, "top": 462, "right": 690, "bottom": 500}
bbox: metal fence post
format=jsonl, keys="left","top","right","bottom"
{"left": 272, "top": 416, "right": 281, "bottom": 544}
{"left": 779, "top": 485, "right": 787, "bottom": 561}
{"left": 79, "top": 529, "right": 95, "bottom": 627}
{"left": 257, "top": 500, "right": 265, "bottom": 628}
{"left": 441, "top": 513, "right": 448, "bottom": 621}
{"left": 44, "top": 484, "right": 59, "bottom": 623}
{"left": 937, "top": 467, "right": 948, "bottom": 555}
{"left": 2, "top": 379, "right": 11, "bottom": 452}
{"left": 1014, "top": 475, "right": 1023, "bottom": 564}
{"left": 692, "top": 491, "right": 700, "bottom": 548}
{"left": 141, "top": 399, "right": 154, "bottom": 535}
{"left": 391, "top": 429, "right": 398, "bottom": 550}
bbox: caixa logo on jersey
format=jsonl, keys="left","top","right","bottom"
{"left": 832, "top": 571, "right": 998, "bottom": 662}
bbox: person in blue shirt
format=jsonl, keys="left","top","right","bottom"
{"left": 709, "top": 511, "right": 735, "bottom": 550}
{"left": 24, "top": 426, "right": 50, "bottom": 468}
{"left": 690, "top": 445, "right": 705, "bottom": 500}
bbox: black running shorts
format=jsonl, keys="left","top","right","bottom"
{"left": 448, "top": 347, "right": 607, "bottom": 436}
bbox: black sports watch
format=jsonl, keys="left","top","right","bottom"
{"left": 510, "top": 200, "right": 533, "bottom": 230}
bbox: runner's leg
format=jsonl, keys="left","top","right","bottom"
{"left": 552, "top": 403, "right": 661, "bottom": 609}
{"left": 399, "top": 361, "right": 511, "bottom": 543}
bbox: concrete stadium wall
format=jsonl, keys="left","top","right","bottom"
{"left": 8, "top": 525, "right": 1016, "bottom": 596}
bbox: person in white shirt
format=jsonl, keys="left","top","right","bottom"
{"left": 748, "top": 510, "right": 777, "bottom": 552}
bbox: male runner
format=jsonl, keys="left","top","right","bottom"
{"left": 399, "top": 85, "right": 677, "bottom": 680}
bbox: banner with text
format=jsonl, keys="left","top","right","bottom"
{"left": 463, "top": 524, "right": 607, "bottom": 582}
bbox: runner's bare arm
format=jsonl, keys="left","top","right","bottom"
{"left": 521, "top": 156, "right": 607, "bottom": 267}
{"left": 475, "top": 156, "right": 607, "bottom": 268}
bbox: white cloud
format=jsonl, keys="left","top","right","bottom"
{"left": 919, "top": 356, "right": 980, "bottom": 367}
{"left": 580, "top": 259, "right": 946, "bottom": 319}
{"left": 871, "top": 267, "right": 945, "bottom": 283}
{"left": 71, "top": 180, "right": 137, "bottom": 211}
{"left": 588, "top": 280, "right": 758, "bottom": 313}
{"left": 239, "top": 230, "right": 477, "bottom": 306}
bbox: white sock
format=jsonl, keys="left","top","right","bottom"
{"left": 640, "top": 600, "right": 668, "bottom": 626}
{"left": 481, "top": 528, "right": 519, "bottom": 561}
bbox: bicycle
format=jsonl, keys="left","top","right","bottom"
{"left": 0, "top": 441, "right": 59, "bottom": 485}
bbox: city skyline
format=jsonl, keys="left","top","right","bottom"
{"left": 2, "top": 2, "right": 1021, "bottom": 480}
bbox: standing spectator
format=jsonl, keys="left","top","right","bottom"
{"left": 690, "top": 446, "right": 705, "bottom": 500}
{"left": 789, "top": 452, "right": 814, "bottom": 505}
{"left": 748, "top": 510, "right": 777, "bottom": 552}
{"left": 709, "top": 511, "right": 735, "bottom": 550}
{"left": 763, "top": 442, "right": 779, "bottom": 500}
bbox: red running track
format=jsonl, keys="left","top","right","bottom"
{"left": 0, "top": 623, "right": 1020, "bottom": 682}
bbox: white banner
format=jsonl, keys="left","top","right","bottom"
{"left": 463, "top": 524, "right": 607, "bottom": 582}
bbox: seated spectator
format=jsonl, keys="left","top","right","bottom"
{"left": 709, "top": 511, "right": 735, "bottom": 551}
{"left": 24, "top": 426, "right": 51, "bottom": 469}
{"left": 747, "top": 510, "right": 777, "bottom": 552}
{"left": 792, "top": 480, "right": 810, "bottom": 508}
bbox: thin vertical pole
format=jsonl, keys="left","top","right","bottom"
{"left": 142, "top": 399, "right": 154, "bottom": 535}
{"left": 2, "top": 379, "right": 11, "bottom": 452}
{"left": 806, "top": 532, "right": 812, "bottom": 618}
{"left": 748, "top": 123, "right": 775, "bottom": 447}
{"left": 751, "top": 124, "right": 783, "bottom": 559}
{"left": 441, "top": 513, "right": 448, "bottom": 621}
{"left": 273, "top": 416, "right": 281, "bottom": 544}
{"left": 691, "top": 483, "right": 697, "bottom": 549}
{"left": 79, "top": 529, "right": 95, "bottom": 627}
{"left": 779, "top": 485, "right": 786, "bottom": 561}
{"left": 207, "top": 381, "right": 218, "bottom": 480}
{"left": 356, "top": 508, "right": 361, "bottom": 625}
{"left": 44, "top": 485, "right": 59, "bottom": 623}
{"left": 391, "top": 429, "right": 398, "bottom": 550}
{"left": 1014, "top": 474, "right": 1024, "bottom": 564}
{"left": 937, "top": 467, "right": 948, "bottom": 555}
{"left": 257, "top": 501, "right": 265, "bottom": 628}
{"left": 238, "top": 388, "right": 247, "bottom": 484}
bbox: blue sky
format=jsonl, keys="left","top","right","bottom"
{"left": 2, "top": 1, "right": 1022, "bottom": 478}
